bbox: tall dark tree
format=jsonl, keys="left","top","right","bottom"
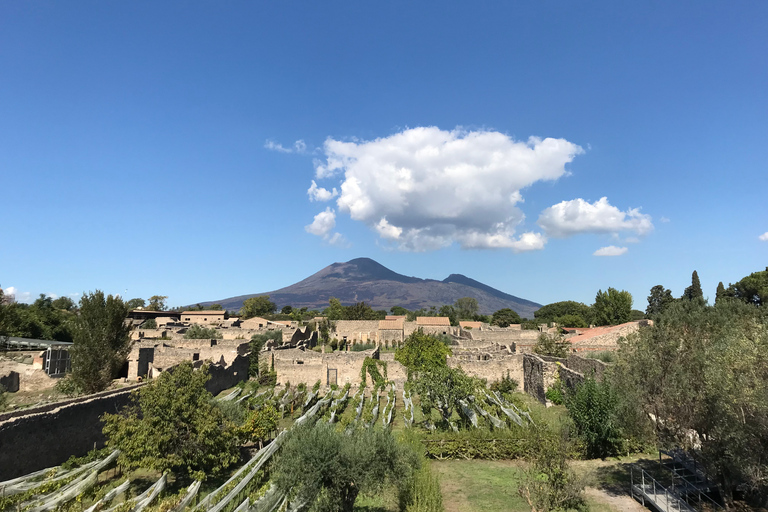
{"left": 725, "top": 267, "right": 768, "bottom": 306}
{"left": 70, "top": 291, "right": 132, "bottom": 393}
{"left": 715, "top": 281, "right": 726, "bottom": 304}
{"left": 646, "top": 285, "right": 675, "bottom": 317}
{"left": 592, "top": 288, "right": 633, "bottom": 326}
{"left": 491, "top": 308, "right": 522, "bottom": 327}
{"left": 682, "top": 270, "right": 704, "bottom": 302}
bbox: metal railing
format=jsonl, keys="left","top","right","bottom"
{"left": 630, "top": 464, "right": 696, "bottom": 512}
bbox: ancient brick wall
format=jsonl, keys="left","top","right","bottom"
{"left": 449, "top": 354, "right": 524, "bottom": 386}
{"left": 523, "top": 353, "right": 558, "bottom": 403}
{"left": 0, "top": 385, "right": 141, "bottom": 481}
{"left": 334, "top": 321, "right": 380, "bottom": 344}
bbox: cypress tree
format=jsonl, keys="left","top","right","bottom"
{"left": 682, "top": 270, "right": 704, "bottom": 301}
{"left": 715, "top": 281, "right": 726, "bottom": 304}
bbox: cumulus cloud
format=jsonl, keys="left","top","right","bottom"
{"left": 593, "top": 246, "right": 629, "bottom": 257}
{"left": 759, "top": 232, "right": 768, "bottom": 241}
{"left": 307, "top": 180, "right": 339, "bottom": 202}
{"left": 310, "top": 127, "right": 583, "bottom": 251}
{"left": 538, "top": 197, "right": 653, "bottom": 238}
{"left": 265, "top": 139, "right": 308, "bottom": 154}
{"left": 304, "top": 207, "right": 346, "bottom": 245}
{"left": 2, "top": 286, "right": 32, "bottom": 303}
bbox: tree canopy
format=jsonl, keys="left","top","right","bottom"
{"left": 646, "top": 285, "right": 675, "bottom": 318}
{"left": 102, "top": 362, "right": 239, "bottom": 480}
{"left": 146, "top": 295, "right": 168, "bottom": 311}
{"left": 592, "top": 288, "right": 632, "bottom": 326}
{"left": 239, "top": 295, "right": 277, "bottom": 319}
{"left": 454, "top": 297, "right": 479, "bottom": 319}
{"left": 681, "top": 270, "right": 704, "bottom": 302}
{"left": 70, "top": 291, "right": 132, "bottom": 393}
{"left": 534, "top": 301, "right": 592, "bottom": 327}
{"left": 724, "top": 267, "right": 768, "bottom": 306}
{"left": 491, "top": 308, "right": 522, "bottom": 327}
{"left": 395, "top": 330, "right": 452, "bottom": 378}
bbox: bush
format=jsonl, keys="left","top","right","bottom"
{"left": 55, "top": 375, "right": 83, "bottom": 397}
{"left": 351, "top": 342, "right": 376, "bottom": 352}
{"left": 184, "top": 324, "right": 223, "bottom": 340}
{"left": 489, "top": 371, "right": 518, "bottom": 395}
{"left": 545, "top": 375, "right": 564, "bottom": 405}
{"left": 140, "top": 318, "right": 157, "bottom": 329}
{"left": 565, "top": 377, "right": 624, "bottom": 459}
{"left": 101, "top": 362, "right": 239, "bottom": 480}
{"left": 273, "top": 422, "right": 418, "bottom": 512}
{"left": 582, "top": 351, "right": 616, "bottom": 363}
{"left": 534, "top": 333, "right": 570, "bottom": 358}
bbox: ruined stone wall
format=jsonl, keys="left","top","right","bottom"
{"left": 272, "top": 348, "right": 385, "bottom": 387}
{"left": 449, "top": 354, "right": 524, "bottom": 386}
{"left": 0, "top": 385, "right": 142, "bottom": 481}
{"left": 379, "top": 353, "right": 407, "bottom": 383}
{"left": 523, "top": 353, "right": 558, "bottom": 403}
{"left": 205, "top": 354, "right": 249, "bottom": 396}
{"left": 334, "top": 321, "right": 380, "bottom": 344}
{"left": 565, "top": 355, "right": 608, "bottom": 380}
{"left": 378, "top": 329, "right": 404, "bottom": 347}
{"left": 473, "top": 329, "right": 539, "bottom": 346}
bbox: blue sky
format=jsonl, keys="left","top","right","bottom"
{"left": 1, "top": 1, "right": 766, "bottom": 311}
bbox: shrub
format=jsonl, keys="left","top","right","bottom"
{"left": 582, "top": 351, "right": 616, "bottom": 363}
{"left": 140, "top": 318, "right": 157, "bottom": 329}
{"left": 545, "top": 375, "right": 564, "bottom": 405}
{"left": 184, "top": 324, "right": 223, "bottom": 340}
{"left": 350, "top": 342, "right": 376, "bottom": 352}
{"left": 534, "top": 333, "right": 570, "bottom": 358}
{"left": 565, "top": 377, "right": 624, "bottom": 459}
{"left": 489, "top": 371, "right": 518, "bottom": 395}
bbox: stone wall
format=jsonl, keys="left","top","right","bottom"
{"left": 205, "top": 354, "right": 250, "bottom": 396}
{"left": 523, "top": 353, "right": 558, "bottom": 403}
{"left": 272, "top": 348, "right": 393, "bottom": 387}
{"left": 334, "top": 321, "right": 380, "bottom": 345}
{"left": 0, "top": 385, "right": 142, "bottom": 481}
{"left": 449, "top": 354, "right": 524, "bottom": 386}
{"left": 0, "top": 369, "right": 20, "bottom": 392}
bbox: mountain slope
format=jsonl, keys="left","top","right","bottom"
{"left": 208, "top": 258, "right": 541, "bottom": 317}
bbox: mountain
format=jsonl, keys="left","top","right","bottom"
{"left": 207, "top": 258, "right": 541, "bottom": 318}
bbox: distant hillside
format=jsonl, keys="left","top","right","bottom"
{"left": 206, "top": 258, "right": 541, "bottom": 318}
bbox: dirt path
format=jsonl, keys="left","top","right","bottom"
{"left": 585, "top": 486, "right": 646, "bottom": 512}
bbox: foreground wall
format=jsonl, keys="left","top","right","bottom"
{"left": 0, "top": 385, "right": 142, "bottom": 481}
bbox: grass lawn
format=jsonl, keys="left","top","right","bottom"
{"left": 433, "top": 454, "right": 659, "bottom": 512}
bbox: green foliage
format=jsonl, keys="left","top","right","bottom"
{"left": 715, "top": 281, "right": 726, "bottom": 304}
{"left": 249, "top": 330, "right": 282, "bottom": 377}
{"left": 125, "top": 298, "right": 146, "bottom": 310}
{"left": 61, "top": 447, "right": 111, "bottom": 470}
{"left": 147, "top": 295, "right": 168, "bottom": 311}
{"left": 489, "top": 371, "right": 518, "bottom": 395}
{"left": 141, "top": 318, "right": 157, "bottom": 329}
{"left": 55, "top": 375, "right": 83, "bottom": 397}
{"left": 0, "top": 384, "right": 6, "bottom": 410}
{"left": 240, "top": 404, "right": 279, "bottom": 447}
{"left": 101, "top": 362, "right": 239, "bottom": 480}
{"left": 325, "top": 297, "right": 345, "bottom": 321}
{"left": 395, "top": 330, "right": 452, "bottom": 378}
{"left": 592, "top": 288, "right": 633, "bottom": 326}
{"left": 70, "top": 290, "right": 131, "bottom": 393}
{"left": 491, "top": 308, "right": 522, "bottom": 327}
{"left": 350, "top": 342, "right": 376, "bottom": 352}
{"left": 454, "top": 297, "right": 479, "bottom": 320}
{"left": 419, "top": 428, "right": 530, "bottom": 460}
{"left": 646, "top": 284, "right": 675, "bottom": 317}
{"left": 545, "top": 375, "right": 564, "bottom": 405}
{"left": 582, "top": 351, "right": 616, "bottom": 363}
{"left": 281, "top": 305, "right": 293, "bottom": 314}
{"left": 390, "top": 306, "right": 409, "bottom": 316}
{"left": 724, "top": 266, "right": 768, "bottom": 306}
{"left": 521, "top": 319, "right": 539, "bottom": 330}
{"left": 565, "top": 377, "right": 624, "bottom": 458}
{"left": 413, "top": 365, "right": 478, "bottom": 427}
{"left": 535, "top": 301, "right": 592, "bottom": 327}
{"left": 273, "top": 422, "right": 418, "bottom": 512}
{"left": 518, "top": 426, "right": 586, "bottom": 512}
{"left": 681, "top": 269, "right": 704, "bottom": 302}
{"left": 554, "top": 314, "right": 587, "bottom": 328}
{"left": 360, "top": 357, "right": 388, "bottom": 389}
{"left": 183, "top": 323, "right": 223, "bottom": 339}
{"left": 613, "top": 298, "right": 768, "bottom": 502}
{"left": 534, "top": 333, "right": 570, "bottom": 358}
{"left": 344, "top": 301, "right": 382, "bottom": 320}
{"left": 0, "top": 293, "right": 76, "bottom": 342}
{"left": 239, "top": 295, "right": 277, "bottom": 319}
{"left": 404, "top": 461, "right": 444, "bottom": 512}
{"left": 318, "top": 317, "right": 335, "bottom": 344}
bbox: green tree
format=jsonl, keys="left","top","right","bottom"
{"left": 281, "top": 305, "right": 293, "bottom": 315}
{"left": 325, "top": 297, "right": 345, "bottom": 321}
{"left": 141, "top": 318, "right": 157, "bottom": 329}
{"left": 208, "top": 303, "right": 223, "bottom": 310}
{"left": 715, "top": 281, "right": 726, "bottom": 304}
{"left": 646, "top": 285, "right": 675, "bottom": 317}
{"left": 390, "top": 306, "right": 409, "bottom": 316}
{"left": 273, "top": 422, "right": 416, "bottom": 512}
{"left": 592, "top": 288, "right": 633, "bottom": 326}
{"left": 102, "top": 362, "right": 239, "bottom": 480}
{"left": 147, "top": 295, "right": 168, "bottom": 311}
{"left": 613, "top": 299, "right": 768, "bottom": 503}
{"left": 249, "top": 330, "right": 282, "bottom": 377}
{"left": 70, "top": 291, "right": 132, "bottom": 393}
{"left": 454, "top": 297, "right": 479, "bottom": 319}
{"left": 724, "top": 267, "right": 768, "bottom": 306}
{"left": 535, "top": 301, "right": 592, "bottom": 326}
{"left": 344, "top": 301, "right": 379, "bottom": 320}
{"left": 318, "top": 317, "right": 335, "bottom": 345}
{"left": 239, "top": 295, "right": 277, "bottom": 319}
{"left": 565, "top": 377, "right": 623, "bottom": 458}
{"left": 184, "top": 324, "right": 223, "bottom": 339}
{"left": 413, "top": 365, "right": 477, "bottom": 427}
{"left": 681, "top": 270, "right": 704, "bottom": 302}
{"left": 125, "top": 298, "right": 146, "bottom": 310}
{"left": 240, "top": 404, "right": 279, "bottom": 448}
{"left": 438, "top": 305, "right": 457, "bottom": 326}
{"left": 52, "top": 296, "right": 76, "bottom": 311}
{"left": 491, "top": 308, "right": 522, "bottom": 327}
{"left": 534, "top": 333, "right": 570, "bottom": 358}
{"left": 555, "top": 314, "right": 587, "bottom": 328}
{"left": 395, "top": 330, "right": 452, "bottom": 378}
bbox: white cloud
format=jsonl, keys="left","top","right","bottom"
{"left": 305, "top": 207, "right": 347, "bottom": 245}
{"left": 265, "top": 139, "right": 308, "bottom": 154}
{"left": 660, "top": 217, "right": 670, "bottom": 223}
{"left": 538, "top": 197, "right": 653, "bottom": 238}
{"left": 310, "top": 127, "right": 581, "bottom": 251}
{"left": 593, "top": 246, "right": 629, "bottom": 257}
{"left": 624, "top": 237, "right": 641, "bottom": 244}
{"left": 2, "top": 286, "right": 33, "bottom": 303}
{"left": 759, "top": 232, "right": 768, "bottom": 241}
{"left": 307, "top": 180, "right": 339, "bottom": 202}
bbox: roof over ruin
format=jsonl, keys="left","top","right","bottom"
{"left": 416, "top": 316, "right": 451, "bottom": 326}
